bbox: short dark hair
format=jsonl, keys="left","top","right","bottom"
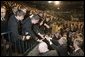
{"left": 15, "top": 10, "right": 25, "bottom": 16}
{"left": 31, "top": 14, "right": 40, "bottom": 20}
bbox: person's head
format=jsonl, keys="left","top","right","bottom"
{"left": 38, "top": 42, "right": 49, "bottom": 53}
{"left": 58, "top": 37, "right": 67, "bottom": 45}
{"left": 12, "top": 5, "right": 18, "bottom": 14}
{"left": 1, "top": 5, "right": 6, "bottom": 18}
{"left": 73, "top": 38, "right": 83, "bottom": 48}
{"left": 38, "top": 11, "right": 44, "bottom": 18}
{"left": 31, "top": 14, "right": 40, "bottom": 24}
{"left": 15, "top": 10, "right": 25, "bottom": 21}
{"left": 19, "top": 6, "right": 27, "bottom": 14}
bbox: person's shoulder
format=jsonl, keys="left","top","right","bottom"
{"left": 24, "top": 17, "right": 30, "bottom": 21}
{"left": 72, "top": 49, "right": 84, "bottom": 56}
{"left": 9, "top": 14, "right": 15, "bottom": 20}
{"left": 26, "top": 17, "right": 30, "bottom": 19}
{"left": 10, "top": 14, "right": 15, "bottom": 18}
{"left": 23, "top": 17, "right": 31, "bottom": 24}
{"left": 8, "top": 14, "right": 16, "bottom": 23}
{"left": 77, "top": 49, "right": 84, "bottom": 54}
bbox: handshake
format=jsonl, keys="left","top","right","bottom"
{"left": 45, "top": 35, "right": 53, "bottom": 45}
{"left": 37, "top": 34, "right": 52, "bottom": 44}
{"left": 22, "top": 32, "right": 31, "bottom": 41}
{"left": 22, "top": 35, "right": 31, "bottom": 41}
{"left": 18, "top": 35, "right": 31, "bottom": 41}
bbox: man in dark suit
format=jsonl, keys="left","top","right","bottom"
{"left": 22, "top": 14, "right": 39, "bottom": 40}
{"left": 23, "top": 14, "right": 46, "bottom": 41}
{"left": 71, "top": 48, "right": 84, "bottom": 56}
{"left": 8, "top": 10, "right": 42, "bottom": 52}
{"left": 8, "top": 10, "right": 32, "bottom": 53}
{"left": 8, "top": 10, "right": 25, "bottom": 42}
{"left": 70, "top": 38, "right": 84, "bottom": 56}
{"left": 45, "top": 35, "right": 68, "bottom": 56}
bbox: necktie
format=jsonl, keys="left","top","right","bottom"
{"left": 18, "top": 21, "right": 22, "bottom": 35}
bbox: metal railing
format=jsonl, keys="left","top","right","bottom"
{"left": 1, "top": 32, "right": 38, "bottom": 56}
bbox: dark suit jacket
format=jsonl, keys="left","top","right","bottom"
{"left": 49, "top": 39, "right": 68, "bottom": 56}
{"left": 51, "top": 39, "right": 60, "bottom": 46}
{"left": 8, "top": 15, "right": 20, "bottom": 43}
{"left": 8, "top": 15, "right": 38, "bottom": 53}
{"left": 51, "top": 44, "right": 68, "bottom": 56}
{"left": 71, "top": 49, "right": 84, "bottom": 56}
{"left": 42, "top": 38, "right": 67, "bottom": 56}
{"left": 8, "top": 15, "right": 38, "bottom": 41}
{"left": 22, "top": 17, "right": 38, "bottom": 40}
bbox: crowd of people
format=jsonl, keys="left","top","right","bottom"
{"left": 27, "top": 20, "right": 84, "bottom": 56}
{"left": 1, "top": 1, "right": 84, "bottom": 56}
